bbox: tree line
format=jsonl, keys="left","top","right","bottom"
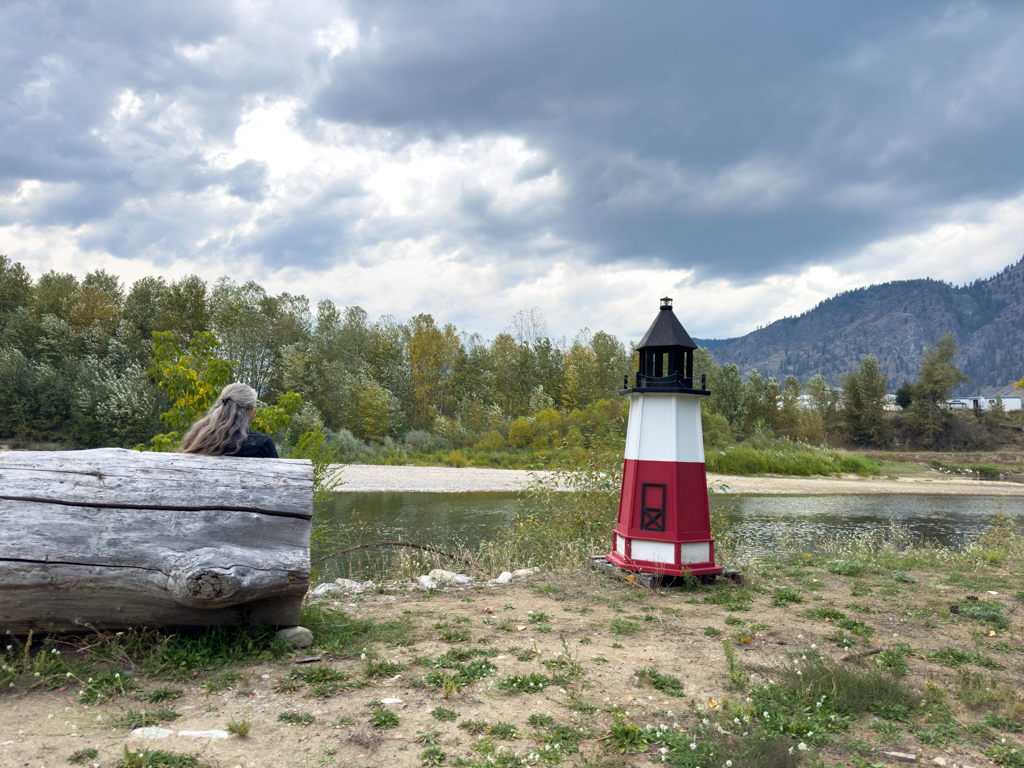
{"left": 0, "top": 257, "right": 632, "bottom": 449}
{"left": 0, "top": 255, "right": 1009, "bottom": 455}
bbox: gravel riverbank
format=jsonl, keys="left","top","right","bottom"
{"left": 333, "top": 463, "right": 1024, "bottom": 495}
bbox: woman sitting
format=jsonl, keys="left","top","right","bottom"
{"left": 178, "top": 382, "right": 278, "bottom": 458}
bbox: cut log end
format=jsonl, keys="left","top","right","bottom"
{"left": 183, "top": 570, "right": 238, "bottom": 606}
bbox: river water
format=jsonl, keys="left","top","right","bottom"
{"left": 315, "top": 491, "right": 1024, "bottom": 579}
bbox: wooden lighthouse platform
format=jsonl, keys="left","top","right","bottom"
{"left": 586, "top": 555, "right": 743, "bottom": 588}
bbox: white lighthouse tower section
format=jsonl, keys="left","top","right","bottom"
{"left": 624, "top": 393, "right": 705, "bottom": 464}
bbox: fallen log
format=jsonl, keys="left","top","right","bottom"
{"left": 0, "top": 448, "right": 313, "bottom": 633}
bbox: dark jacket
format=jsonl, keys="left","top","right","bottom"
{"left": 231, "top": 429, "right": 279, "bottom": 458}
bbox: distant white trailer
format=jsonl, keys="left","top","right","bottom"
{"left": 947, "top": 396, "right": 1022, "bottom": 412}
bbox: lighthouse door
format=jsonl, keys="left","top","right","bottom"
{"left": 640, "top": 483, "right": 667, "bottom": 532}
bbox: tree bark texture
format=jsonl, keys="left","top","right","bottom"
{"left": 0, "top": 448, "right": 313, "bottom": 634}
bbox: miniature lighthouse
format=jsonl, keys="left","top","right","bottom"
{"left": 606, "top": 297, "right": 723, "bottom": 578}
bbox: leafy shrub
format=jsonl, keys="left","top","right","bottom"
{"left": 403, "top": 429, "right": 450, "bottom": 454}
{"left": 475, "top": 430, "right": 505, "bottom": 450}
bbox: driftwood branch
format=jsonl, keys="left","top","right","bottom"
{"left": 312, "top": 542, "right": 472, "bottom": 566}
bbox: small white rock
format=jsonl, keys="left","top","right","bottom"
{"left": 415, "top": 575, "right": 437, "bottom": 589}
{"left": 932, "top": 758, "right": 947, "bottom": 766}
{"left": 131, "top": 727, "right": 173, "bottom": 739}
{"left": 312, "top": 583, "right": 343, "bottom": 597}
{"left": 380, "top": 698, "right": 403, "bottom": 705}
{"left": 178, "top": 730, "right": 229, "bottom": 740}
{"left": 276, "top": 626, "right": 314, "bottom": 649}
{"left": 511, "top": 569, "right": 534, "bottom": 578}
{"left": 429, "top": 569, "right": 474, "bottom": 585}
{"left": 492, "top": 572, "right": 513, "bottom": 584}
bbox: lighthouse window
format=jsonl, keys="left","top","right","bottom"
{"left": 640, "top": 483, "right": 667, "bottom": 532}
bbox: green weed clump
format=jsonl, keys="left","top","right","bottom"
{"left": 609, "top": 618, "right": 642, "bottom": 636}
{"left": 751, "top": 652, "right": 917, "bottom": 744}
{"left": 299, "top": 603, "right": 415, "bottom": 651}
{"left": 419, "top": 746, "right": 446, "bottom": 766}
{"left": 431, "top": 706, "right": 458, "bottom": 722}
{"left": 606, "top": 716, "right": 798, "bottom": 768}
{"left": 112, "top": 708, "right": 180, "bottom": 729}
{"left": 364, "top": 659, "right": 404, "bottom": 678}
{"left": 958, "top": 600, "right": 1010, "bottom": 631}
{"left": 496, "top": 672, "right": 552, "bottom": 693}
{"left": 79, "top": 670, "right": 141, "bottom": 703}
{"left": 635, "top": 667, "right": 686, "bottom": 697}
{"left": 771, "top": 587, "right": 804, "bottom": 607}
{"left": 368, "top": 702, "right": 400, "bottom": 729}
{"left": 117, "top": 746, "right": 205, "bottom": 768}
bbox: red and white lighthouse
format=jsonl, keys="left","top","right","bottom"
{"left": 606, "top": 297, "right": 722, "bottom": 578}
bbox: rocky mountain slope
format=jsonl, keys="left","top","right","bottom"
{"left": 699, "top": 257, "right": 1024, "bottom": 395}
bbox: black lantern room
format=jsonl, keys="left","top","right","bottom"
{"left": 620, "top": 297, "right": 709, "bottom": 395}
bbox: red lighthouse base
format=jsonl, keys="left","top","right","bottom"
{"left": 607, "top": 456, "right": 723, "bottom": 578}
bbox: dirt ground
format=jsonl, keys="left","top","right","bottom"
{"left": 3, "top": 561, "right": 1023, "bottom": 768}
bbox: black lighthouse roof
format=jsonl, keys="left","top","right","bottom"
{"left": 621, "top": 297, "right": 708, "bottom": 397}
{"left": 636, "top": 297, "right": 697, "bottom": 350}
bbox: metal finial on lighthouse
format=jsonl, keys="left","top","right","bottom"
{"left": 601, "top": 297, "right": 725, "bottom": 584}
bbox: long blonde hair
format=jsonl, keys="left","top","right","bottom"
{"left": 179, "top": 382, "right": 258, "bottom": 456}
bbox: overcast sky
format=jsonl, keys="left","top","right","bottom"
{"left": 3, "top": 1, "right": 1023, "bottom": 342}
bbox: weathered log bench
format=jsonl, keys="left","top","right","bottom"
{"left": 0, "top": 448, "right": 312, "bottom": 634}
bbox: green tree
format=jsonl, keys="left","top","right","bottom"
{"left": 778, "top": 375, "right": 802, "bottom": 434}
{"left": 532, "top": 337, "right": 564, "bottom": 405}
{"left": 742, "top": 370, "right": 781, "bottom": 432}
{"left": 906, "top": 333, "right": 969, "bottom": 445}
{"left": 805, "top": 373, "right": 841, "bottom": 427}
{"left": 841, "top": 355, "right": 892, "bottom": 446}
{"left": 491, "top": 332, "right": 524, "bottom": 419}
{"left": 407, "top": 314, "right": 464, "bottom": 428}
{"left": 33, "top": 271, "right": 78, "bottom": 319}
{"left": 121, "top": 276, "right": 169, "bottom": 364}
{"left": 154, "top": 275, "right": 210, "bottom": 342}
{"left": 367, "top": 314, "right": 412, "bottom": 420}
{"left": 986, "top": 395, "right": 1006, "bottom": 426}
{"left": 0, "top": 256, "right": 33, "bottom": 329}
{"left": 560, "top": 333, "right": 600, "bottom": 412}
{"left": 81, "top": 269, "right": 125, "bottom": 313}
{"left": 894, "top": 380, "right": 914, "bottom": 410}
{"left": 210, "top": 278, "right": 310, "bottom": 396}
{"left": 591, "top": 330, "right": 630, "bottom": 399}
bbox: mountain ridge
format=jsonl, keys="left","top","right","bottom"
{"left": 701, "top": 257, "right": 1024, "bottom": 396}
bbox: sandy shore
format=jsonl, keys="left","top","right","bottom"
{"left": 333, "top": 463, "right": 1024, "bottom": 495}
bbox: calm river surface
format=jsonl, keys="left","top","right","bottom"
{"left": 316, "top": 491, "right": 1024, "bottom": 578}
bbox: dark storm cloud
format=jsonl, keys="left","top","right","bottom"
{"left": 311, "top": 0, "right": 1024, "bottom": 279}
{"left": 3, "top": 0, "right": 1024, "bottom": 282}
{"left": 0, "top": 0, "right": 302, "bottom": 242}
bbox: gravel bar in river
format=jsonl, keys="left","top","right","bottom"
{"left": 332, "top": 464, "right": 1024, "bottom": 495}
